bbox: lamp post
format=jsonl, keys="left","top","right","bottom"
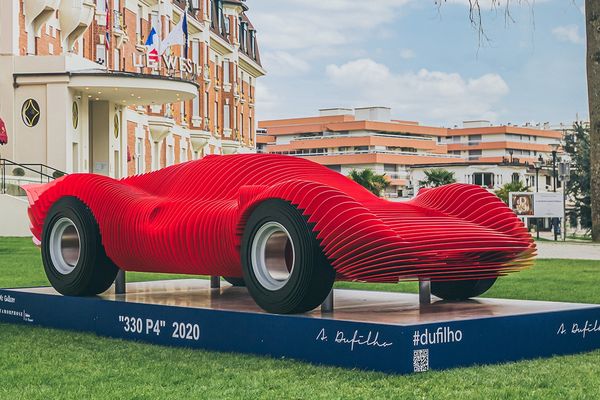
{"left": 558, "top": 161, "right": 571, "bottom": 242}
{"left": 549, "top": 143, "right": 560, "bottom": 193}
{"left": 549, "top": 143, "right": 561, "bottom": 241}
{"left": 533, "top": 159, "right": 542, "bottom": 239}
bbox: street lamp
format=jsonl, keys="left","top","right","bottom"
{"left": 533, "top": 159, "right": 542, "bottom": 193}
{"left": 549, "top": 143, "right": 561, "bottom": 241}
{"left": 549, "top": 142, "right": 560, "bottom": 193}
{"left": 533, "top": 158, "right": 543, "bottom": 239}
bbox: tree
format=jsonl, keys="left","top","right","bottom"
{"left": 437, "top": 0, "right": 600, "bottom": 241}
{"left": 564, "top": 122, "right": 592, "bottom": 232}
{"left": 494, "top": 181, "right": 529, "bottom": 205}
{"left": 585, "top": 1, "right": 600, "bottom": 241}
{"left": 347, "top": 169, "right": 390, "bottom": 197}
{"left": 418, "top": 168, "right": 457, "bottom": 188}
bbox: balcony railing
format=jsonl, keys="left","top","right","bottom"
{"left": 294, "top": 133, "right": 435, "bottom": 142}
{"left": 271, "top": 149, "right": 463, "bottom": 159}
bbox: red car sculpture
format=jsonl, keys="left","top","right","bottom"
{"left": 24, "top": 154, "right": 535, "bottom": 314}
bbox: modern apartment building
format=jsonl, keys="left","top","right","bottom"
{"left": 258, "top": 108, "right": 562, "bottom": 198}
{"left": 0, "top": 0, "right": 264, "bottom": 178}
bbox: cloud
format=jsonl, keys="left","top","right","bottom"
{"left": 399, "top": 49, "right": 416, "bottom": 59}
{"left": 552, "top": 25, "right": 584, "bottom": 44}
{"left": 251, "top": 0, "right": 413, "bottom": 57}
{"left": 261, "top": 51, "right": 311, "bottom": 76}
{"left": 325, "top": 58, "right": 509, "bottom": 123}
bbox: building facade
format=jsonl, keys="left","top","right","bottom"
{"left": 0, "top": 0, "right": 264, "bottom": 179}
{"left": 258, "top": 107, "right": 562, "bottom": 198}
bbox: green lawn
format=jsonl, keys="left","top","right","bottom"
{"left": 0, "top": 237, "right": 599, "bottom": 399}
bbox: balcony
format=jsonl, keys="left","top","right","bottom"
{"left": 148, "top": 115, "right": 175, "bottom": 143}
{"left": 59, "top": 0, "right": 96, "bottom": 51}
{"left": 221, "top": 139, "right": 240, "bottom": 154}
{"left": 24, "top": 0, "right": 61, "bottom": 37}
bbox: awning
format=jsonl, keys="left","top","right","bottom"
{"left": 69, "top": 71, "right": 199, "bottom": 106}
{"left": 14, "top": 70, "right": 199, "bottom": 106}
{"left": 0, "top": 118, "right": 7, "bottom": 145}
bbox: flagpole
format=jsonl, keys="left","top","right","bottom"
{"left": 185, "top": 0, "right": 189, "bottom": 58}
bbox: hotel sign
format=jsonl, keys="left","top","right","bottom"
{"left": 132, "top": 52, "right": 200, "bottom": 80}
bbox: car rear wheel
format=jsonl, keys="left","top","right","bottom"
{"left": 41, "top": 196, "right": 119, "bottom": 296}
{"left": 241, "top": 199, "right": 335, "bottom": 314}
{"left": 431, "top": 277, "right": 497, "bottom": 301}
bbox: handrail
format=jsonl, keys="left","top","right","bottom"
{"left": 0, "top": 159, "right": 67, "bottom": 194}
{"left": 294, "top": 133, "right": 435, "bottom": 142}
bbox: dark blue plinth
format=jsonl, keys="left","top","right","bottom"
{"left": 0, "top": 280, "right": 598, "bottom": 374}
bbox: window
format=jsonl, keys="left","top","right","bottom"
{"left": 223, "top": 104, "right": 230, "bottom": 130}
{"left": 512, "top": 172, "right": 520, "bottom": 183}
{"left": 214, "top": 100, "right": 219, "bottom": 130}
{"left": 151, "top": 12, "right": 159, "bottom": 35}
{"left": 167, "top": 144, "right": 174, "bottom": 166}
{"left": 468, "top": 134, "right": 482, "bottom": 143}
{"left": 327, "top": 165, "right": 342, "bottom": 173}
{"left": 223, "top": 61, "right": 230, "bottom": 84}
{"left": 136, "top": 5, "right": 143, "bottom": 37}
{"left": 250, "top": 30, "right": 256, "bottom": 57}
{"left": 384, "top": 164, "right": 396, "bottom": 173}
{"left": 473, "top": 173, "right": 494, "bottom": 188}
{"left": 224, "top": 16, "right": 230, "bottom": 34}
{"left": 203, "top": 90, "right": 209, "bottom": 120}
{"left": 136, "top": 138, "right": 144, "bottom": 174}
{"left": 233, "top": 106, "right": 237, "bottom": 129}
{"left": 468, "top": 149, "right": 482, "bottom": 160}
{"left": 180, "top": 147, "right": 187, "bottom": 162}
{"left": 193, "top": 93, "right": 200, "bottom": 117}
{"left": 96, "top": 0, "right": 107, "bottom": 11}
{"left": 113, "top": 48, "right": 121, "bottom": 70}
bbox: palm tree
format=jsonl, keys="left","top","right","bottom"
{"left": 495, "top": 181, "right": 529, "bottom": 205}
{"left": 418, "top": 168, "right": 456, "bottom": 188}
{"left": 348, "top": 169, "right": 390, "bottom": 197}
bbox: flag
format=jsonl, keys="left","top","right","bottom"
{"left": 105, "top": 2, "right": 110, "bottom": 51}
{"left": 145, "top": 27, "right": 160, "bottom": 64}
{"left": 160, "top": 13, "right": 187, "bottom": 55}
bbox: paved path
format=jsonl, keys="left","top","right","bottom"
{"left": 535, "top": 241, "right": 600, "bottom": 260}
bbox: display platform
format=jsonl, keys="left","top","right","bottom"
{"left": 0, "top": 279, "right": 599, "bottom": 374}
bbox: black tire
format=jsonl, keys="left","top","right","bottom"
{"left": 223, "top": 276, "right": 246, "bottom": 287}
{"left": 241, "top": 199, "right": 335, "bottom": 314}
{"left": 431, "top": 278, "right": 497, "bottom": 301}
{"left": 41, "top": 196, "right": 119, "bottom": 296}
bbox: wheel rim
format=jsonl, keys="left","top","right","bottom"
{"left": 250, "top": 222, "right": 295, "bottom": 291}
{"left": 49, "top": 217, "right": 81, "bottom": 275}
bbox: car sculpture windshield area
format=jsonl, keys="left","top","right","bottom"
{"left": 24, "top": 154, "right": 536, "bottom": 314}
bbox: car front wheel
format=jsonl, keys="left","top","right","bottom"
{"left": 241, "top": 199, "right": 335, "bottom": 314}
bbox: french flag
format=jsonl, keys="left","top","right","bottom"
{"left": 145, "top": 27, "right": 160, "bottom": 64}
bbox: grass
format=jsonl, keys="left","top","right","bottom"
{"left": 0, "top": 237, "right": 599, "bottom": 399}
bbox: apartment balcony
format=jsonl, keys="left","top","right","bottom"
{"left": 111, "top": 10, "right": 129, "bottom": 48}
{"left": 148, "top": 115, "right": 175, "bottom": 143}
{"left": 190, "top": 130, "right": 211, "bottom": 152}
{"left": 221, "top": 139, "right": 241, "bottom": 155}
{"left": 59, "top": 0, "right": 96, "bottom": 51}
{"left": 24, "top": 0, "right": 61, "bottom": 37}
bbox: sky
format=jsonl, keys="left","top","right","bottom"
{"left": 246, "top": 0, "right": 587, "bottom": 127}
